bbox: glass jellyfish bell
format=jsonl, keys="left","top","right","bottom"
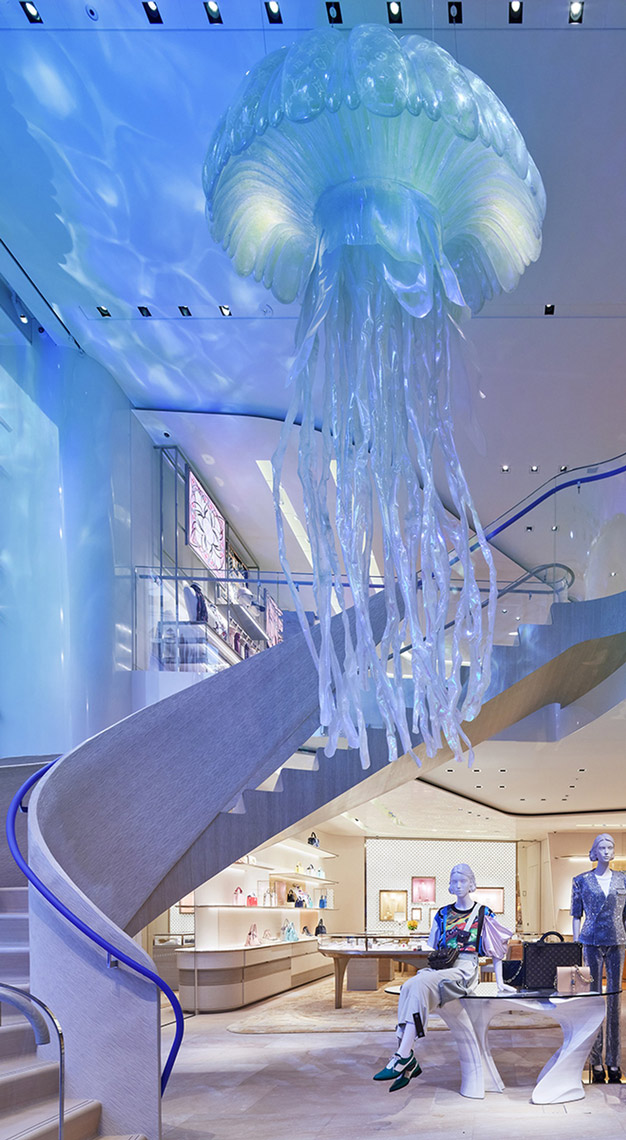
{"left": 203, "top": 25, "right": 545, "bottom": 768}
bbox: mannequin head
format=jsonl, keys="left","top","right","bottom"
{"left": 449, "top": 864, "right": 477, "bottom": 901}
{"left": 589, "top": 833, "right": 615, "bottom": 864}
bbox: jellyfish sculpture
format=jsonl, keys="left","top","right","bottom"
{"left": 204, "top": 25, "right": 545, "bottom": 768}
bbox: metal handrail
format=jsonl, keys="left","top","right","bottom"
{"left": 0, "top": 981, "right": 65, "bottom": 1140}
{"left": 5, "top": 762, "right": 184, "bottom": 1095}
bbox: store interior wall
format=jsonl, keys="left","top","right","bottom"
{"left": 0, "top": 336, "right": 158, "bottom": 757}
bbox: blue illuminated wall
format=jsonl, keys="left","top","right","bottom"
{"left": 0, "top": 334, "right": 156, "bottom": 757}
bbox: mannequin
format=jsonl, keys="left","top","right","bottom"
{"left": 373, "top": 864, "right": 513, "bottom": 1091}
{"left": 571, "top": 833, "right": 626, "bottom": 1083}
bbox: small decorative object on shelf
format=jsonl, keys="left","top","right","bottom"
{"left": 246, "top": 893, "right": 258, "bottom": 907}
{"left": 295, "top": 862, "right": 304, "bottom": 873}
{"left": 302, "top": 925, "right": 312, "bottom": 937}
{"left": 308, "top": 832, "right": 320, "bottom": 848}
{"left": 233, "top": 887, "right": 244, "bottom": 906}
{"left": 245, "top": 923, "right": 260, "bottom": 946}
{"left": 319, "top": 895, "right": 327, "bottom": 909}
{"left": 407, "top": 919, "right": 419, "bottom": 933}
{"left": 315, "top": 918, "right": 327, "bottom": 936}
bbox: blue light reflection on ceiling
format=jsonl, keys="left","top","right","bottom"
{"left": 0, "top": 27, "right": 301, "bottom": 414}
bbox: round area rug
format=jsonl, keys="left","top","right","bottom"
{"left": 228, "top": 974, "right": 558, "bottom": 1034}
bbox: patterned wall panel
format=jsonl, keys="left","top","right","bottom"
{"left": 365, "top": 838, "right": 516, "bottom": 935}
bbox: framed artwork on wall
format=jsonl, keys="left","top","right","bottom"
{"left": 428, "top": 906, "right": 439, "bottom": 927}
{"left": 410, "top": 907, "right": 422, "bottom": 924}
{"left": 379, "top": 890, "right": 408, "bottom": 922}
{"left": 187, "top": 468, "right": 226, "bottom": 573}
{"left": 473, "top": 887, "right": 505, "bottom": 914}
{"left": 411, "top": 876, "right": 436, "bottom": 904}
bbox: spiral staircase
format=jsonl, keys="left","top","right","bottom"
{"left": 9, "top": 585, "right": 626, "bottom": 1139}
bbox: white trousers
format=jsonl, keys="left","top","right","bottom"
{"left": 396, "top": 955, "right": 478, "bottom": 1034}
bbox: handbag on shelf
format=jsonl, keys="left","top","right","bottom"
{"left": 319, "top": 895, "right": 327, "bottom": 909}
{"left": 315, "top": 919, "right": 327, "bottom": 936}
{"left": 428, "top": 903, "right": 481, "bottom": 971}
{"left": 308, "top": 832, "right": 320, "bottom": 847}
{"left": 233, "top": 887, "right": 244, "bottom": 906}
{"left": 556, "top": 965, "right": 592, "bottom": 994}
{"left": 284, "top": 921, "right": 298, "bottom": 942}
{"left": 523, "top": 932, "right": 582, "bottom": 990}
{"left": 246, "top": 894, "right": 257, "bottom": 907}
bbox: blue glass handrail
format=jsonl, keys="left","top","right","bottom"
{"left": 5, "top": 760, "right": 184, "bottom": 1096}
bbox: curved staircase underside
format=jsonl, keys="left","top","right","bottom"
{"left": 26, "top": 588, "right": 626, "bottom": 1139}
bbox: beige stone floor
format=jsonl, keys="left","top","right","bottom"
{"left": 161, "top": 989, "right": 626, "bottom": 1140}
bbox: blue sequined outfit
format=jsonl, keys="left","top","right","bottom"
{"left": 571, "top": 870, "right": 626, "bottom": 1068}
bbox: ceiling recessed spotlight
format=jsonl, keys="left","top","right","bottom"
{"left": 530, "top": 464, "right": 539, "bottom": 473}
{"left": 520, "top": 798, "right": 526, "bottom": 802}
{"left": 265, "top": 0, "right": 283, "bottom": 23}
{"left": 178, "top": 305, "right": 192, "bottom": 317}
{"left": 18, "top": 313, "right": 28, "bottom": 324}
{"left": 516, "top": 615, "right": 521, "bottom": 621}
{"left": 569, "top": 785, "right": 575, "bottom": 789}
{"left": 21, "top": 1, "right": 42, "bottom": 21}
{"left": 499, "top": 769, "right": 506, "bottom": 772}
{"left": 610, "top": 570, "right": 617, "bottom": 577}
{"left": 218, "top": 304, "right": 232, "bottom": 316}
{"left": 526, "top": 524, "right": 533, "bottom": 532}
{"left": 559, "top": 465, "right": 568, "bottom": 473}
{"left": 578, "top": 768, "right": 586, "bottom": 772}
{"left": 544, "top": 303, "right": 555, "bottom": 315}
{"left": 551, "top": 524, "right": 558, "bottom": 532}
{"left": 387, "top": 0, "right": 402, "bottom": 22}
{"left": 85, "top": 4, "right": 99, "bottom": 18}
{"left": 475, "top": 785, "right": 482, "bottom": 789}
{"left": 97, "top": 305, "right": 111, "bottom": 317}
{"left": 142, "top": 0, "right": 163, "bottom": 23}
{"left": 448, "top": 1, "right": 462, "bottom": 23}
{"left": 501, "top": 607, "right": 508, "bottom": 614}
{"left": 569, "top": 0, "right": 583, "bottom": 23}
{"left": 138, "top": 305, "right": 151, "bottom": 317}
{"left": 508, "top": 631, "right": 518, "bottom": 636}
{"left": 446, "top": 768, "right": 454, "bottom": 773}
{"left": 204, "top": 1, "right": 223, "bottom": 23}
{"left": 326, "top": 1, "right": 342, "bottom": 22}
{"left": 501, "top": 464, "right": 510, "bottom": 473}
{"left": 499, "top": 785, "right": 505, "bottom": 789}
{"left": 508, "top": 0, "right": 523, "bottom": 22}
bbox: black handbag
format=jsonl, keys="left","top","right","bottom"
{"left": 523, "top": 931, "right": 582, "bottom": 990}
{"left": 428, "top": 946, "right": 459, "bottom": 971}
{"left": 502, "top": 959, "right": 525, "bottom": 988}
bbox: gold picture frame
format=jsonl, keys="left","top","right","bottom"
{"left": 379, "top": 889, "right": 408, "bottom": 923}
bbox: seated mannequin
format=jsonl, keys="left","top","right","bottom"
{"left": 373, "top": 863, "right": 512, "bottom": 1091}
{"left": 571, "top": 832, "right": 626, "bottom": 1084}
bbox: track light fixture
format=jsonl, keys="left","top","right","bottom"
{"left": 387, "top": 1, "right": 402, "bottom": 23}
{"left": 569, "top": 1, "right": 583, "bottom": 22}
{"left": 205, "top": 1, "right": 223, "bottom": 23}
{"left": 20, "top": 1, "right": 42, "bottom": 22}
{"left": 326, "top": 2, "right": 342, "bottom": 24}
{"left": 142, "top": 1, "right": 163, "bottom": 23}
{"left": 265, "top": 1, "right": 283, "bottom": 23}
{"left": 448, "top": 2, "right": 462, "bottom": 24}
{"left": 509, "top": 1, "right": 523, "bottom": 23}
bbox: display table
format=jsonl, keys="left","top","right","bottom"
{"left": 318, "top": 935, "right": 430, "bottom": 1008}
{"left": 387, "top": 980, "right": 612, "bottom": 1103}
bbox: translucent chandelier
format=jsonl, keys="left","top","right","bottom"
{"left": 204, "top": 25, "right": 545, "bottom": 768}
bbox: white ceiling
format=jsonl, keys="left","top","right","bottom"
{"left": 1, "top": 0, "right": 625, "bottom": 836}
